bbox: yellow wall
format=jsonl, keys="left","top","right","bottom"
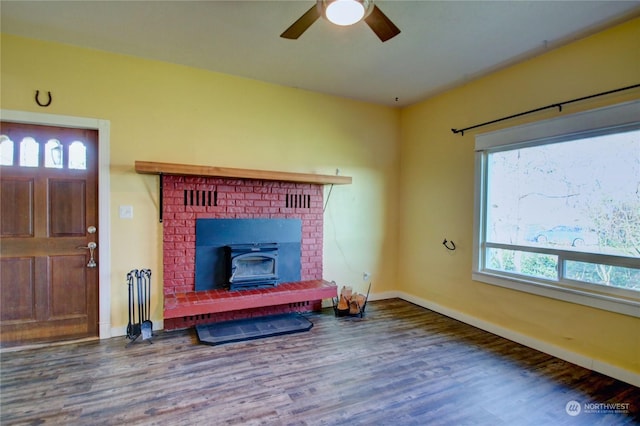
{"left": 1, "top": 17, "right": 639, "bottom": 376}
{"left": 398, "top": 18, "right": 640, "bottom": 374}
{"left": 0, "top": 34, "right": 400, "bottom": 331}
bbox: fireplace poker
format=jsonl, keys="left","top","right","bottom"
{"left": 126, "top": 269, "right": 141, "bottom": 346}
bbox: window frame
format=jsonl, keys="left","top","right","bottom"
{"left": 473, "top": 100, "right": 640, "bottom": 318}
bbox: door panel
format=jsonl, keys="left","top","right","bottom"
{"left": 50, "top": 255, "right": 87, "bottom": 318}
{"left": 0, "top": 257, "right": 35, "bottom": 321}
{"left": 50, "top": 179, "right": 86, "bottom": 236}
{"left": 0, "top": 121, "right": 99, "bottom": 346}
{"left": 0, "top": 178, "right": 34, "bottom": 237}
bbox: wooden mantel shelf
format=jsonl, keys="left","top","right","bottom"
{"left": 135, "top": 161, "right": 352, "bottom": 185}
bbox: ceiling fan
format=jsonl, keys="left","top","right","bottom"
{"left": 280, "top": 0, "right": 401, "bottom": 42}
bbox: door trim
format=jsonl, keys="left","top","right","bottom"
{"left": 1, "top": 109, "right": 112, "bottom": 339}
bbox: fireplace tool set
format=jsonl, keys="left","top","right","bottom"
{"left": 126, "top": 268, "right": 153, "bottom": 347}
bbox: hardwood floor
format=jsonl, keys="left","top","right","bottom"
{"left": 1, "top": 299, "right": 638, "bottom": 425}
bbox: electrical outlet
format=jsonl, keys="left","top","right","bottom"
{"left": 363, "top": 272, "right": 370, "bottom": 281}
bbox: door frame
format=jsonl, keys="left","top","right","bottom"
{"left": 1, "top": 109, "right": 112, "bottom": 339}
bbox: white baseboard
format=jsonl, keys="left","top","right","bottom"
{"left": 389, "top": 291, "right": 639, "bottom": 388}
{"left": 368, "top": 291, "right": 400, "bottom": 301}
{"left": 99, "top": 321, "right": 112, "bottom": 339}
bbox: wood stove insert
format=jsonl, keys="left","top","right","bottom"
{"left": 226, "top": 243, "right": 279, "bottom": 290}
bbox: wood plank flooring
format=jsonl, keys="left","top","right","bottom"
{"left": 1, "top": 299, "right": 639, "bottom": 425}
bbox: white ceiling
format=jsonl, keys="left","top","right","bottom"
{"left": 2, "top": 0, "right": 639, "bottom": 107}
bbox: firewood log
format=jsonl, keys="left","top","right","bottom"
{"left": 340, "top": 286, "right": 352, "bottom": 300}
{"left": 349, "top": 300, "right": 360, "bottom": 315}
{"left": 337, "top": 295, "right": 349, "bottom": 310}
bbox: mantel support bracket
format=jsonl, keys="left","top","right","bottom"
{"left": 159, "top": 173, "right": 164, "bottom": 223}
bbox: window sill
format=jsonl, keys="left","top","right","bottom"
{"left": 472, "top": 271, "right": 640, "bottom": 318}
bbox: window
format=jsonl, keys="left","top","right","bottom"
{"left": 45, "top": 139, "right": 63, "bottom": 168}
{"left": 474, "top": 101, "right": 640, "bottom": 317}
{"left": 19, "top": 137, "right": 39, "bottom": 167}
{"left": 0, "top": 135, "right": 87, "bottom": 170}
{"left": 69, "top": 141, "right": 87, "bottom": 170}
{"left": 0, "top": 136, "right": 13, "bottom": 165}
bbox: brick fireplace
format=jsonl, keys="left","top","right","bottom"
{"left": 160, "top": 173, "right": 336, "bottom": 330}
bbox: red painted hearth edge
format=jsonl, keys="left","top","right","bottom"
{"left": 161, "top": 175, "right": 336, "bottom": 330}
{"left": 164, "top": 279, "right": 336, "bottom": 316}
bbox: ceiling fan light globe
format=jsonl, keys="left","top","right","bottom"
{"left": 325, "top": 0, "right": 366, "bottom": 26}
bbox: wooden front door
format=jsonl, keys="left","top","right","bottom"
{"left": 0, "top": 121, "right": 99, "bottom": 346}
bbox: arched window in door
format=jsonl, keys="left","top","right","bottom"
{"left": 69, "top": 141, "right": 87, "bottom": 170}
{"left": 0, "top": 135, "right": 14, "bottom": 166}
{"left": 45, "top": 139, "right": 63, "bottom": 169}
{"left": 19, "top": 137, "right": 39, "bottom": 167}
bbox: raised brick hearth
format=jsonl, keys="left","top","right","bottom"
{"left": 162, "top": 174, "right": 336, "bottom": 330}
{"left": 164, "top": 280, "right": 337, "bottom": 329}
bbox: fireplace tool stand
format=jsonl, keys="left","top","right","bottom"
{"left": 126, "top": 268, "right": 154, "bottom": 347}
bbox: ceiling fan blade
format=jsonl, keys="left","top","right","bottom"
{"left": 280, "top": 4, "right": 321, "bottom": 39}
{"left": 364, "top": 5, "right": 401, "bottom": 42}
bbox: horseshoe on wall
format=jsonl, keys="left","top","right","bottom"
{"left": 442, "top": 239, "right": 456, "bottom": 251}
{"left": 35, "top": 90, "right": 52, "bottom": 107}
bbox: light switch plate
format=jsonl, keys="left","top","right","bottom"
{"left": 119, "top": 205, "right": 133, "bottom": 219}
